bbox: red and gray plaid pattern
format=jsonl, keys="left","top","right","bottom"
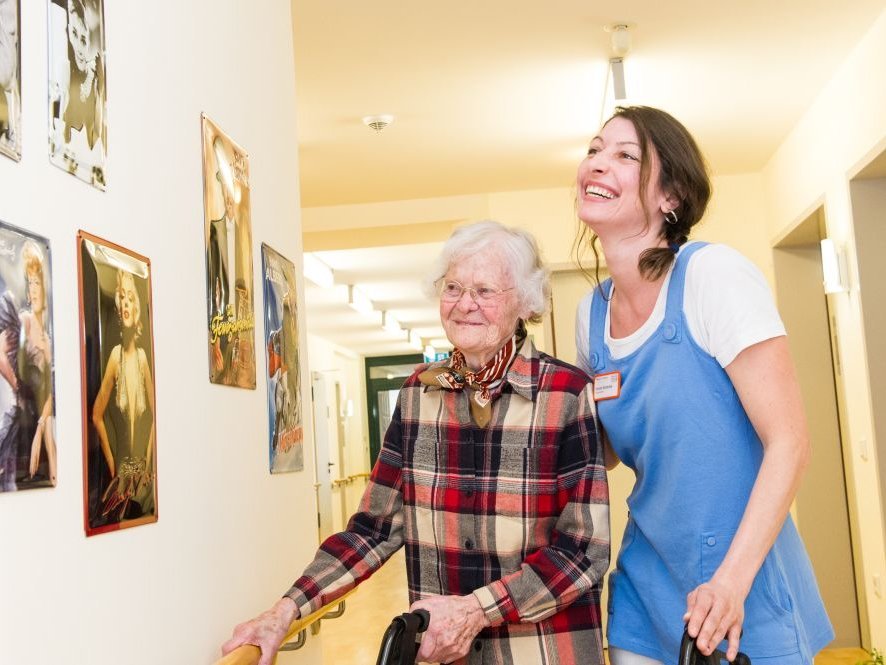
{"left": 286, "top": 340, "right": 609, "bottom": 664}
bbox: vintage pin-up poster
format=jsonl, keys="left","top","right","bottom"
{"left": 48, "top": 0, "right": 107, "bottom": 189}
{"left": 201, "top": 114, "right": 256, "bottom": 389}
{"left": 0, "top": 0, "right": 21, "bottom": 161}
{"left": 261, "top": 244, "right": 303, "bottom": 473}
{"left": 0, "top": 222, "right": 57, "bottom": 493}
{"left": 78, "top": 232, "right": 157, "bottom": 536}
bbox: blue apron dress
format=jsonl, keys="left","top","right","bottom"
{"left": 588, "top": 242, "right": 833, "bottom": 664}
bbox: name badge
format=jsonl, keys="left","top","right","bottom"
{"left": 593, "top": 371, "right": 621, "bottom": 401}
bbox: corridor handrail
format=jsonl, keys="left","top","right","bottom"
{"left": 215, "top": 587, "right": 359, "bottom": 665}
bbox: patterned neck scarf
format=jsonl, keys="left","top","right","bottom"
{"left": 419, "top": 324, "right": 526, "bottom": 428}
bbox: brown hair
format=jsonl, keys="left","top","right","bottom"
{"left": 574, "top": 105, "right": 712, "bottom": 284}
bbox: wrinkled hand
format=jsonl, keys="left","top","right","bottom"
{"left": 683, "top": 575, "right": 746, "bottom": 661}
{"left": 411, "top": 594, "right": 490, "bottom": 664}
{"left": 221, "top": 597, "right": 299, "bottom": 665}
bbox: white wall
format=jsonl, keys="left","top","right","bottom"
{"left": 0, "top": 1, "right": 322, "bottom": 663}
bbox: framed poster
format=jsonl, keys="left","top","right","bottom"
{"left": 0, "top": 0, "right": 21, "bottom": 161}
{"left": 77, "top": 231, "right": 157, "bottom": 536}
{"left": 261, "top": 244, "right": 303, "bottom": 473}
{"left": 201, "top": 113, "right": 256, "bottom": 389}
{"left": 48, "top": 0, "right": 107, "bottom": 189}
{"left": 0, "top": 221, "right": 57, "bottom": 492}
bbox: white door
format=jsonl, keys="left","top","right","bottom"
{"left": 311, "top": 372, "right": 334, "bottom": 541}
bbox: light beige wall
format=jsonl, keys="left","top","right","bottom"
{"left": 849, "top": 177, "right": 886, "bottom": 551}
{"left": 0, "top": 1, "right": 323, "bottom": 663}
{"left": 761, "top": 8, "right": 886, "bottom": 649}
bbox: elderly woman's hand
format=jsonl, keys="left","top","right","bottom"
{"left": 221, "top": 597, "right": 299, "bottom": 665}
{"left": 410, "top": 593, "right": 490, "bottom": 663}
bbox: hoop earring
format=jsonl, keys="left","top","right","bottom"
{"left": 665, "top": 210, "right": 679, "bottom": 225}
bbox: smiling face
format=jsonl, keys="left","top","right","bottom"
{"left": 67, "top": 11, "right": 90, "bottom": 72}
{"left": 576, "top": 116, "right": 673, "bottom": 241}
{"left": 439, "top": 247, "right": 528, "bottom": 369}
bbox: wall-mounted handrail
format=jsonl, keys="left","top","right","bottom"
{"left": 331, "top": 472, "right": 372, "bottom": 489}
{"left": 215, "top": 587, "right": 359, "bottom": 665}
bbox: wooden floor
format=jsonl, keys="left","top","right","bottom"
{"left": 318, "top": 551, "right": 868, "bottom": 664}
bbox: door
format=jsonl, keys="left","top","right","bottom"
{"left": 365, "top": 354, "right": 423, "bottom": 468}
{"left": 311, "top": 372, "right": 334, "bottom": 541}
{"left": 773, "top": 210, "right": 861, "bottom": 647}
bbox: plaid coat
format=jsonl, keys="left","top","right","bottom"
{"left": 286, "top": 340, "right": 609, "bottom": 664}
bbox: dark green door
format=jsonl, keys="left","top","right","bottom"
{"left": 365, "top": 354, "right": 423, "bottom": 468}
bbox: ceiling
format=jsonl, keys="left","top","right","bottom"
{"left": 291, "top": 0, "right": 886, "bottom": 357}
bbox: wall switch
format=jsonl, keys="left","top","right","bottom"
{"left": 874, "top": 573, "right": 883, "bottom": 598}
{"left": 859, "top": 438, "right": 869, "bottom": 461}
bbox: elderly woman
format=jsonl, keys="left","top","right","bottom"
{"left": 223, "top": 221, "right": 609, "bottom": 664}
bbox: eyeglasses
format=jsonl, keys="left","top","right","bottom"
{"left": 436, "top": 279, "right": 514, "bottom": 304}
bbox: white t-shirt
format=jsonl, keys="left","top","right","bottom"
{"left": 575, "top": 243, "right": 786, "bottom": 371}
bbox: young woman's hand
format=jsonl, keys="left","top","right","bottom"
{"left": 683, "top": 574, "right": 747, "bottom": 661}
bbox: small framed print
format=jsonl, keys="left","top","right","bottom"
{"left": 77, "top": 231, "right": 157, "bottom": 536}
{"left": 48, "top": 0, "right": 107, "bottom": 188}
{"left": 201, "top": 114, "right": 256, "bottom": 389}
{"left": 0, "top": 0, "right": 22, "bottom": 161}
{"left": 261, "top": 244, "right": 303, "bottom": 473}
{"left": 0, "top": 221, "right": 57, "bottom": 493}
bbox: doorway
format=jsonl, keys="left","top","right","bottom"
{"left": 772, "top": 208, "right": 861, "bottom": 647}
{"left": 365, "top": 354, "right": 423, "bottom": 468}
{"left": 312, "top": 371, "right": 336, "bottom": 541}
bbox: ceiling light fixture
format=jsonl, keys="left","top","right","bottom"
{"left": 303, "top": 253, "right": 334, "bottom": 288}
{"left": 606, "top": 23, "right": 632, "bottom": 58}
{"left": 362, "top": 114, "right": 395, "bottom": 133}
{"left": 605, "top": 24, "right": 632, "bottom": 101}
{"left": 382, "top": 311, "right": 403, "bottom": 337}
{"left": 599, "top": 23, "right": 634, "bottom": 125}
{"left": 348, "top": 284, "right": 375, "bottom": 316}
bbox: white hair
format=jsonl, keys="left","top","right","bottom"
{"left": 425, "top": 220, "right": 550, "bottom": 323}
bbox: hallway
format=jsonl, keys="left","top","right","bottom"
{"left": 318, "top": 550, "right": 869, "bottom": 664}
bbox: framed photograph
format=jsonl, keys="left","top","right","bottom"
{"left": 48, "top": 0, "right": 107, "bottom": 189}
{"left": 77, "top": 231, "right": 157, "bottom": 536}
{"left": 0, "top": 0, "right": 21, "bottom": 161}
{"left": 201, "top": 113, "right": 256, "bottom": 389}
{"left": 261, "top": 244, "right": 303, "bottom": 473}
{"left": 0, "top": 221, "right": 57, "bottom": 493}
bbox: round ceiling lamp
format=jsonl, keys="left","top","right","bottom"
{"left": 362, "top": 114, "right": 395, "bottom": 132}
{"left": 604, "top": 23, "right": 633, "bottom": 58}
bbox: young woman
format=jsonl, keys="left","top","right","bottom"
{"left": 574, "top": 106, "right": 832, "bottom": 665}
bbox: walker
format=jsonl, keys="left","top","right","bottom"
{"left": 678, "top": 627, "right": 751, "bottom": 665}
{"left": 375, "top": 609, "right": 430, "bottom": 665}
